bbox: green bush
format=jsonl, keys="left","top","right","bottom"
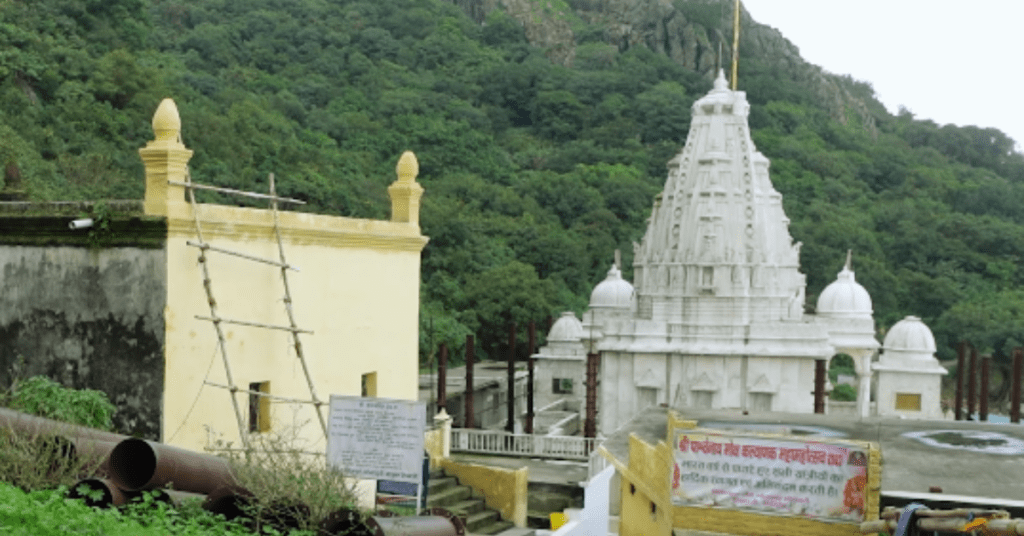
{"left": 216, "top": 429, "right": 364, "bottom": 533}
{"left": 831, "top": 384, "right": 857, "bottom": 402}
{"left": 6, "top": 376, "right": 117, "bottom": 431}
{"left": 0, "top": 483, "right": 278, "bottom": 536}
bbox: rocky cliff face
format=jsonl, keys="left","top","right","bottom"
{"left": 447, "top": 0, "right": 876, "bottom": 133}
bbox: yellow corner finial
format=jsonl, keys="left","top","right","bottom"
{"left": 152, "top": 98, "right": 181, "bottom": 142}
{"left": 396, "top": 151, "right": 419, "bottom": 184}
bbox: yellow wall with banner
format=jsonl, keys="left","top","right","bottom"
{"left": 601, "top": 412, "right": 880, "bottom": 536}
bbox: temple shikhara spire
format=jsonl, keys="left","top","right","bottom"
{"left": 631, "top": 69, "right": 807, "bottom": 327}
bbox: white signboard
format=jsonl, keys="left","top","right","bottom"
{"left": 671, "top": 429, "right": 869, "bottom": 522}
{"left": 327, "top": 395, "right": 426, "bottom": 484}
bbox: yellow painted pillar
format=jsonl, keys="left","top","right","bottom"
{"left": 388, "top": 151, "right": 424, "bottom": 227}
{"left": 140, "top": 98, "right": 192, "bottom": 216}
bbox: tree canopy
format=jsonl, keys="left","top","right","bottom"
{"left": 2, "top": 0, "right": 1024, "bottom": 364}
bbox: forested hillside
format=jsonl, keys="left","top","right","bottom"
{"left": 3, "top": 0, "right": 1024, "bottom": 371}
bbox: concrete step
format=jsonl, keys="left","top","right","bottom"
{"left": 449, "top": 498, "right": 487, "bottom": 516}
{"left": 527, "top": 489, "right": 576, "bottom": 513}
{"left": 426, "top": 484, "right": 471, "bottom": 507}
{"left": 428, "top": 475, "right": 458, "bottom": 494}
{"left": 468, "top": 528, "right": 535, "bottom": 536}
{"left": 527, "top": 511, "right": 552, "bottom": 529}
{"left": 465, "top": 509, "right": 500, "bottom": 532}
{"left": 473, "top": 519, "right": 516, "bottom": 535}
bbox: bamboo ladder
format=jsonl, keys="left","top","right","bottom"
{"left": 170, "top": 157, "right": 328, "bottom": 450}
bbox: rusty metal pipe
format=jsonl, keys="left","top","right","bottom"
{"left": 1014, "top": 347, "right": 1023, "bottom": 424}
{"left": 955, "top": 341, "right": 966, "bottom": 420}
{"left": 968, "top": 346, "right": 978, "bottom": 419}
{"left": 202, "top": 484, "right": 254, "bottom": 521}
{"left": 506, "top": 321, "right": 516, "bottom": 434}
{"left": 981, "top": 356, "right": 991, "bottom": 421}
{"left": 365, "top": 508, "right": 465, "bottom": 536}
{"left": 109, "top": 438, "right": 235, "bottom": 493}
{"left": 438, "top": 343, "right": 447, "bottom": 413}
{"left": 0, "top": 407, "right": 126, "bottom": 442}
{"left": 146, "top": 488, "right": 208, "bottom": 508}
{"left": 67, "top": 477, "right": 131, "bottom": 508}
{"left": 68, "top": 437, "right": 119, "bottom": 477}
{"left": 465, "top": 335, "right": 474, "bottom": 429}
{"left": 585, "top": 352, "right": 599, "bottom": 439}
{"left": 526, "top": 321, "right": 535, "bottom": 435}
{"left": 814, "top": 359, "right": 826, "bottom": 414}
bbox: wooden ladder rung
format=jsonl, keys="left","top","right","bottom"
{"left": 187, "top": 241, "right": 300, "bottom": 271}
{"left": 195, "top": 315, "right": 313, "bottom": 334}
{"left": 169, "top": 180, "right": 306, "bottom": 204}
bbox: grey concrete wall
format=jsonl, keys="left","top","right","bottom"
{"left": 0, "top": 245, "right": 166, "bottom": 439}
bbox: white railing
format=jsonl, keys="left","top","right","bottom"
{"left": 450, "top": 428, "right": 597, "bottom": 460}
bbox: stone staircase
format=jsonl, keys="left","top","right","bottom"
{"left": 426, "top": 468, "right": 521, "bottom": 535}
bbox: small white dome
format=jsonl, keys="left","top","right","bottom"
{"left": 817, "top": 265, "right": 873, "bottom": 318}
{"left": 589, "top": 264, "right": 634, "bottom": 308}
{"left": 883, "top": 316, "right": 937, "bottom": 355}
{"left": 548, "top": 311, "right": 584, "bottom": 342}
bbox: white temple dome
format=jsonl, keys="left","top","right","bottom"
{"left": 883, "top": 316, "right": 937, "bottom": 356}
{"left": 589, "top": 265, "right": 634, "bottom": 308}
{"left": 817, "top": 265, "right": 873, "bottom": 318}
{"left": 548, "top": 312, "right": 584, "bottom": 342}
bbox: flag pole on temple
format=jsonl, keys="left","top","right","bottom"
{"left": 731, "top": 0, "right": 741, "bottom": 90}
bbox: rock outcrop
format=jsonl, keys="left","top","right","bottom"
{"left": 447, "top": 0, "right": 877, "bottom": 134}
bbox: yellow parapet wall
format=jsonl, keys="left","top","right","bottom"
{"left": 439, "top": 458, "right": 528, "bottom": 528}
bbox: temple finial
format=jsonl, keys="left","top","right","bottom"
{"left": 845, "top": 249, "right": 853, "bottom": 271}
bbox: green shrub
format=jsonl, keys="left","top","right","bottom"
{"left": 0, "top": 483, "right": 279, "bottom": 536}
{"left": 6, "top": 376, "right": 117, "bottom": 431}
{"left": 831, "top": 384, "right": 857, "bottom": 402}
{"left": 219, "top": 431, "right": 364, "bottom": 533}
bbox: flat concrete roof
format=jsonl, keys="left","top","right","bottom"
{"left": 602, "top": 406, "right": 1024, "bottom": 504}
{"left": 419, "top": 363, "right": 527, "bottom": 403}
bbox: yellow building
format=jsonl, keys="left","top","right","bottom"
{"left": 145, "top": 98, "right": 427, "bottom": 453}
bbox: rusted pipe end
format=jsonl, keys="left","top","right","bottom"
{"left": 109, "top": 438, "right": 157, "bottom": 491}
{"left": 202, "top": 484, "right": 254, "bottom": 520}
{"left": 427, "top": 508, "right": 467, "bottom": 535}
{"left": 67, "top": 478, "right": 128, "bottom": 508}
{"left": 367, "top": 515, "right": 464, "bottom": 536}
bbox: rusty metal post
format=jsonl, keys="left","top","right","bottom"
{"left": 437, "top": 343, "right": 448, "bottom": 413}
{"left": 526, "top": 321, "right": 536, "bottom": 435}
{"left": 585, "top": 352, "right": 599, "bottom": 439}
{"left": 980, "top": 356, "right": 990, "bottom": 422}
{"left": 465, "top": 335, "right": 474, "bottom": 429}
{"left": 955, "top": 342, "right": 966, "bottom": 420}
{"left": 968, "top": 346, "right": 978, "bottom": 419}
{"left": 1013, "top": 347, "right": 1022, "bottom": 424}
{"left": 506, "top": 322, "right": 517, "bottom": 434}
{"left": 813, "top": 360, "right": 826, "bottom": 414}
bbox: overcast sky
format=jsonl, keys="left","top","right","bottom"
{"left": 739, "top": 0, "right": 1024, "bottom": 152}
